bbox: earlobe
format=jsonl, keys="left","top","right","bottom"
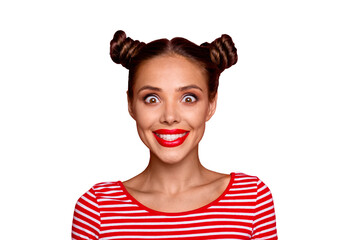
{"left": 206, "top": 93, "right": 218, "bottom": 122}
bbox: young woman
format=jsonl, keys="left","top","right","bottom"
{"left": 71, "top": 30, "right": 278, "bottom": 240}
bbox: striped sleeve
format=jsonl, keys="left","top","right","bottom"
{"left": 251, "top": 179, "right": 278, "bottom": 240}
{"left": 72, "top": 187, "right": 101, "bottom": 240}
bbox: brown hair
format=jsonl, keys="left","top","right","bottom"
{"left": 110, "top": 30, "right": 238, "bottom": 101}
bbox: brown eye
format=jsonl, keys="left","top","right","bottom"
{"left": 182, "top": 95, "right": 197, "bottom": 103}
{"left": 144, "top": 95, "right": 160, "bottom": 104}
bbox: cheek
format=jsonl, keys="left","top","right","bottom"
{"left": 183, "top": 104, "right": 209, "bottom": 128}
{"left": 133, "top": 108, "right": 156, "bottom": 147}
{"left": 134, "top": 107, "right": 155, "bottom": 130}
{"left": 184, "top": 108, "right": 208, "bottom": 144}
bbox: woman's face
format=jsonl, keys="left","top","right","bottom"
{"left": 128, "top": 54, "right": 217, "bottom": 164}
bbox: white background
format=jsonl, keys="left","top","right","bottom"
{"left": 1, "top": 0, "right": 359, "bottom": 239}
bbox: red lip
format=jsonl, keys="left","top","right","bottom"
{"left": 152, "top": 129, "right": 190, "bottom": 148}
{"left": 153, "top": 129, "right": 188, "bottom": 134}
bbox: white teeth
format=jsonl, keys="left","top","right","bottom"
{"left": 156, "top": 133, "right": 187, "bottom": 141}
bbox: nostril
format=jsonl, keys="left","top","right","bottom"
{"left": 160, "top": 105, "right": 180, "bottom": 124}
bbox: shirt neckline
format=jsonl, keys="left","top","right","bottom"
{"left": 117, "top": 172, "right": 235, "bottom": 215}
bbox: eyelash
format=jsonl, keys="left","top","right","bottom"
{"left": 143, "top": 94, "right": 160, "bottom": 104}
{"left": 143, "top": 93, "right": 198, "bottom": 104}
{"left": 181, "top": 93, "right": 198, "bottom": 103}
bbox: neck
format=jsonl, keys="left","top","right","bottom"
{"left": 140, "top": 146, "right": 209, "bottom": 195}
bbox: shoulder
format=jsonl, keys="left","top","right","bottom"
{"left": 230, "top": 172, "right": 276, "bottom": 208}
{"left": 92, "top": 181, "right": 121, "bottom": 189}
{"left": 230, "top": 172, "right": 259, "bottom": 194}
{"left": 232, "top": 172, "right": 260, "bottom": 183}
{"left": 231, "top": 172, "right": 274, "bottom": 193}
{"left": 76, "top": 181, "right": 122, "bottom": 200}
{"left": 232, "top": 172, "right": 271, "bottom": 184}
{"left": 88, "top": 181, "right": 122, "bottom": 194}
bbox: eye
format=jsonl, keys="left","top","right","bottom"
{"left": 182, "top": 94, "right": 197, "bottom": 103}
{"left": 144, "top": 95, "right": 160, "bottom": 104}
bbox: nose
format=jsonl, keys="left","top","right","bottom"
{"left": 160, "top": 100, "right": 180, "bottom": 125}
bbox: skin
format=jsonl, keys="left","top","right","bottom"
{"left": 123, "top": 54, "right": 231, "bottom": 213}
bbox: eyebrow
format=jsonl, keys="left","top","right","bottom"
{"left": 137, "top": 84, "right": 203, "bottom": 94}
{"left": 177, "top": 85, "right": 203, "bottom": 92}
{"left": 137, "top": 85, "right": 161, "bottom": 94}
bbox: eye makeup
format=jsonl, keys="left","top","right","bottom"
{"left": 181, "top": 93, "right": 198, "bottom": 103}
{"left": 143, "top": 94, "right": 160, "bottom": 104}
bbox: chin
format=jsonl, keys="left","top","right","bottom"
{"left": 150, "top": 144, "right": 198, "bottom": 165}
{"left": 151, "top": 150, "right": 186, "bottom": 165}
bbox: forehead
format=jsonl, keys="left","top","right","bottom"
{"left": 133, "top": 55, "right": 207, "bottom": 91}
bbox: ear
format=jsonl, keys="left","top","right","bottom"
{"left": 127, "top": 91, "right": 135, "bottom": 120}
{"left": 206, "top": 92, "right": 218, "bottom": 122}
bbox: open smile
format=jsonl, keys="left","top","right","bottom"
{"left": 152, "top": 129, "right": 190, "bottom": 147}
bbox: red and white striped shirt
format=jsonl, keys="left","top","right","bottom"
{"left": 72, "top": 172, "right": 277, "bottom": 240}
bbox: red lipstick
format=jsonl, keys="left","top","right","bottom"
{"left": 153, "top": 129, "right": 190, "bottom": 148}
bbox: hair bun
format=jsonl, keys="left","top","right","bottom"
{"left": 201, "top": 34, "right": 238, "bottom": 72}
{"left": 110, "top": 30, "right": 145, "bottom": 69}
